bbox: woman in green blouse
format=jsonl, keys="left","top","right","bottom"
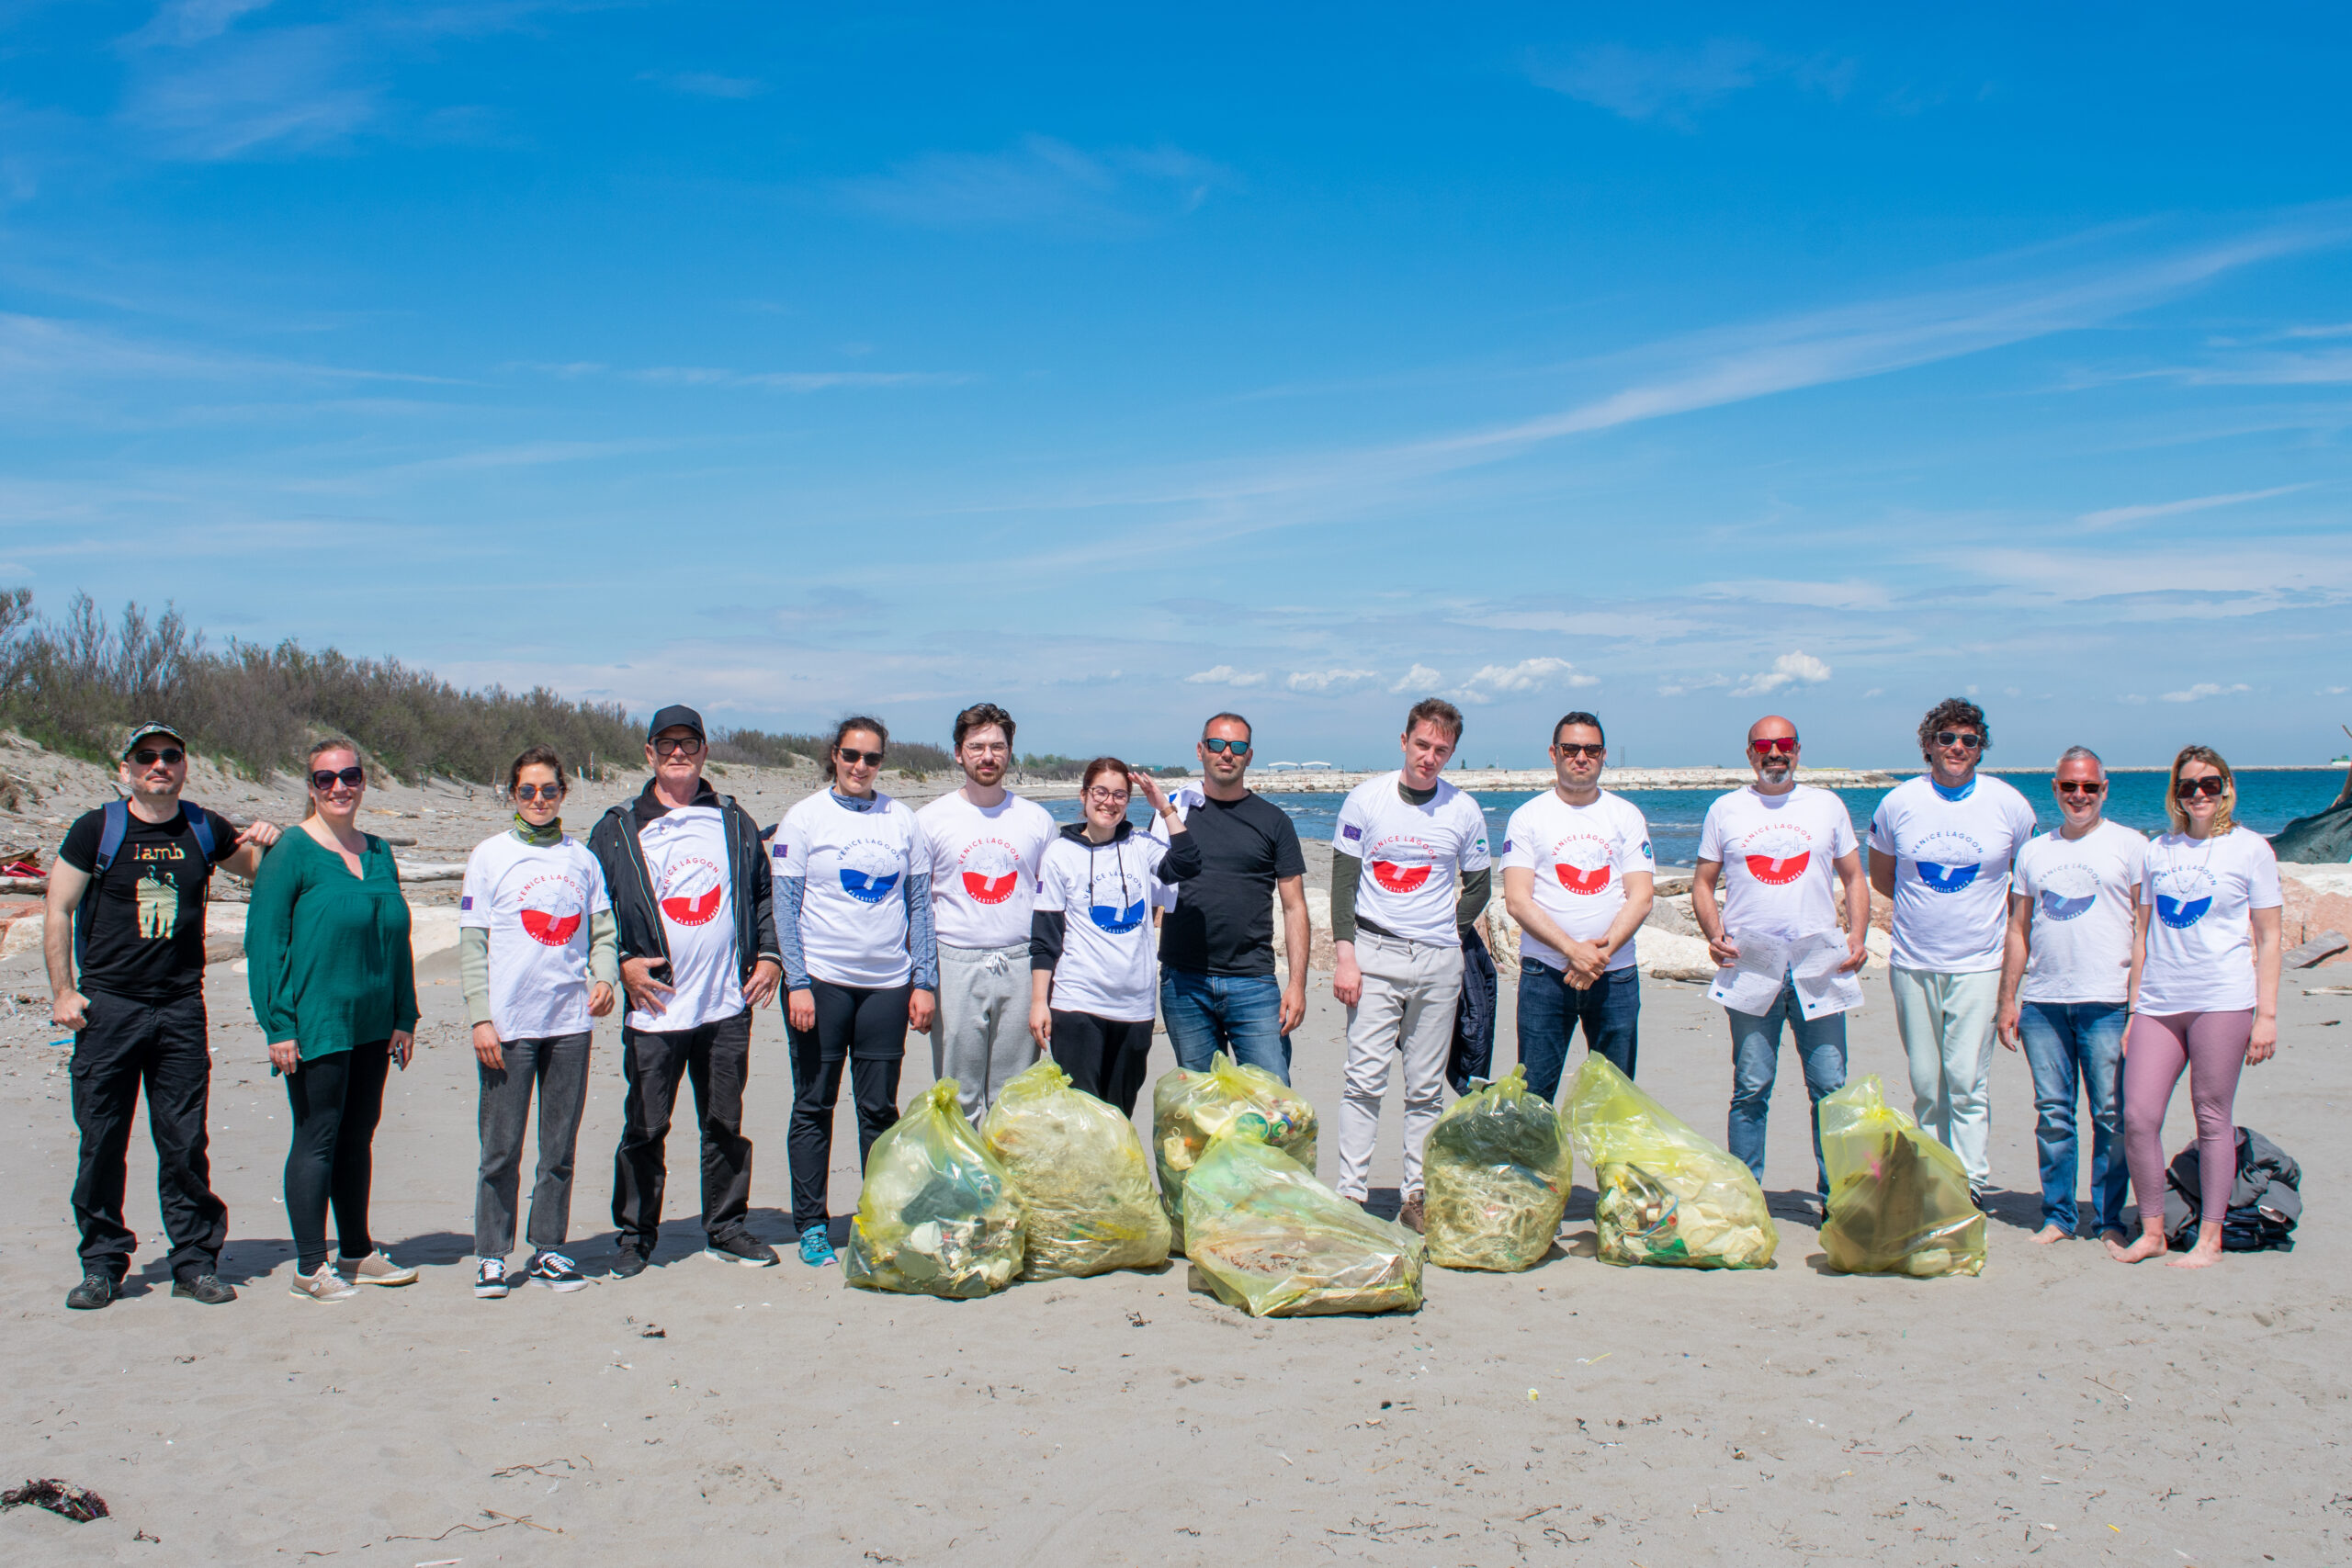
{"left": 246, "top": 739, "right": 422, "bottom": 1303}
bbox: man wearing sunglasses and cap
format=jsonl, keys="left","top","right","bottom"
{"left": 1868, "top": 697, "right": 2041, "bottom": 1207}
{"left": 47, "top": 721, "right": 282, "bottom": 1310}
{"left": 586, "top": 705, "right": 785, "bottom": 1276}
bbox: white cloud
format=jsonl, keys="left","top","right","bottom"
{"left": 2160, "top": 682, "right": 2252, "bottom": 704}
{"left": 1658, "top": 673, "right": 1730, "bottom": 697}
{"left": 1390, "top": 663, "right": 1442, "bottom": 694}
{"left": 1861, "top": 687, "right": 1885, "bottom": 698}
{"left": 2077, "top": 483, "right": 2309, "bottom": 529}
{"left": 1732, "top": 651, "right": 1832, "bottom": 697}
{"left": 1285, "top": 668, "right": 1378, "bottom": 693}
{"left": 2120, "top": 694, "right": 2150, "bottom": 705}
{"left": 1696, "top": 578, "right": 1890, "bottom": 610}
{"left": 1457, "top": 657, "right": 1599, "bottom": 701}
{"left": 839, "top": 135, "right": 1230, "bottom": 231}
{"left": 1184, "top": 664, "right": 1265, "bottom": 688}
{"left": 1528, "top": 39, "right": 1853, "bottom": 128}
{"left": 2321, "top": 685, "right": 2348, "bottom": 695}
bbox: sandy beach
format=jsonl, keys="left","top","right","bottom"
{"left": 1, "top": 744, "right": 2346, "bottom": 1564}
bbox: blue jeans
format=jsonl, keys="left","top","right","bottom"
{"left": 2016, "top": 1000, "right": 2130, "bottom": 1235}
{"left": 1160, "top": 970, "right": 1291, "bottom": 1083}
{"left": 1726, "top": 977, "right": 1848, "bottom": 1199}
{"left": 1516, "top": 961, "right": 1639, "bottom": 1101}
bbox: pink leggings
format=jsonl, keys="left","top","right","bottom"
{"left": 2122, "top": 1010, "right": 2251, "bottom": 1225}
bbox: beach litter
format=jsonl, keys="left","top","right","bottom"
{"left": 1420, "top": 1065, "right": 1573, "bottom": 1271}
{"left": 1152, "top": 1053, "right": 1317, "bottom": 1253}
{"left": 1568, "top": 1056, "right": 1777, "bottom": 1269}
{"left": 1817, "top": 1077, "right": 1986, "bottom": 1278}
{"left": 1182, "top": 1112, "right": 1424, "bottom": 1316}
{"left": 0, "top": 1477, "right": 107, "bottom": 1522}
{"left": 981, "top": 1057, "right": 1170, "bottom": 1278}
{"left": 846, "top": 1079, "right": 1024, "bottom": 1299}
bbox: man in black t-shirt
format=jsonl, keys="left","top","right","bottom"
{"left": 47, "top": 721, "right": 280, "bottom": 1311}
{"left": 1158, "top": 713, "right": 1309, "bottom": 1083}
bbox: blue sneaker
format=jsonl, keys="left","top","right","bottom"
{"left": 798, "top": 1230, "right": 837, "bottom": 1268}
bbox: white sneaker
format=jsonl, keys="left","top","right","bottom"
{"left": 475, "top": 1258, "right": 510, "bottom": 1299}
{"left": 289, "top": 1263, "right": 356, "bottom": 1303}
{"left": 345, "top": 1249, "right": 419, "bottom": 1286}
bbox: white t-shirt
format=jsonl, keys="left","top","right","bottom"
{"left": 917, "top": 789, "right": 1056, "bottom": 950}
{"left": 2009, "top": 820, "right": 2147, "bottom": 1005}
{"left": 1333, "top": 773, "right": 1491, "bottom": 949}
{"left": 459, "top": 831, "right": 612, "bottom": 1039}
{"left": 775, "top": 790, "right": 921, "bottom": 989}
{"left": 1696, "top": 784, "right": 1859, "bottom": 943}
{"left": 629, "top": 805, "right": 744, "bottom": 1032}
{"left": 1500, "top": 789, "right": 1655, "bottom": 973}
{"left": 1868, "top": 775, "right": 2041, "bottom": 973}
{"left": 2137, "top": 827, "right": 2283, "bottom": 1015}
{"left": 1036, "top": 827, "right": 1187, "bottom": 1021}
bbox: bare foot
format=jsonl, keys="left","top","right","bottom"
{"left": 2109, "top": 1226, "right": 2169, "bottom": 1263}
{"left": 2166, "top": 1239, "right": 2225, "bottom": 1269}
{"left": 2033, "top": 1224, "right": 2070, "bottom": 1246}
{"left": 2098, "top": 1227, "right": 2131, "bottom": 1251}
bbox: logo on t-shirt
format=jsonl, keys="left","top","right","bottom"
{"left": 836, "top": 840, "right": 903, "bottom": 906}
{"left": 1737, "top": 825, "right": 1815, "bottom": 886}
{"left": 1367, "top": 832, "right": 1438, "bottom": 894}
{"left": 957, "top": 838, "right": 1023, "bottom": 905}
{"left": 1089, "top": 897, "right": 1148, "bottom": 933}
{"left": 515, "top": 872, "right": 589, "bottom": 948}
{"left": 1912, "top": 830, "right": 1985, "bottom": 895}
{"left": 2033, "top": 863, "right": 2099, "bottom": 924}
{"left": 1546, "top": 833, "right": 1614, "bottom": 896}
{"left": 2151, "top": 863, "right": 2216, "bottom": 929}
{"left": 658, "top": 856, "right": 726, "bottom": 928}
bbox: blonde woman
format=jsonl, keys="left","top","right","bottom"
{"left": 2110, "top": 746, "right": 2282, "bottom": 1269}
{"left": 245, "top": 739, "right": 421, "bottom": 1302}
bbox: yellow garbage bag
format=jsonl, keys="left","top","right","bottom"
{"left": 1182, "top": 1115, "right": 1424, "bottom": 1316}
{"left": 1567, "top": 1055, "right": 1779, "bottom": 1269}
{"left": 1818, "top": 1077, "right": 1985, "bottom": 1278}
{"left": 981, "top": 1058, "right": 1171, "bottom": 1280}
{"left": 1422, "top": 1066, "right": 1573, "bottom": 1271}
{"left": 1152, "top": 1053, "right": 1317, "bottom": 1253}
{"left": 846, "top": 1079, "right": 1025, "bottom": 1298}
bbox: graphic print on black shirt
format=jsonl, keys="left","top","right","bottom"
{"left": 1158, "top": 792, "right": 1306, "bottom": 977}
{"left": 57, "top": 805, "right": 240, "bottom": 999}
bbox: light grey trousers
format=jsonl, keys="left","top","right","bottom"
{"left": 1334, "top": 931, "right": 1463, "bottom": 1201}
{"left": 933, "top": 942, "right": 1037, "bottom": 1120}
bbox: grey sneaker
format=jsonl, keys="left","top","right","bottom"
{"left": 172, "top": 1272, "right": 237, "bottom": 1304}
{"left": 288, "top": 1263, "right": 357, "bottom": 1303}
{"left": 343, "top": 1249, "right": 418, "bottom": 1286}
{"left": 66, "top": 1271, "right": 118, "bottom": 1311}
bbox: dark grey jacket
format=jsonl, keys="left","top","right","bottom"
{"left": 586, "top": 778, "right": 782, "bottom": 988}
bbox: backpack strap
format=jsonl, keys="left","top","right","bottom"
{"left": 182, "top": 804, "right": 218, "bottom": 862}
{"left": 75, "top": 801, "right": 131, "bottom": 970}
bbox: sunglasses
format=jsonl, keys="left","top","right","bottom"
{"left": 651, "top": 736, "right": 703, "bottom": 757}
{"left": 836, "top": 748, "right": 885, "bottom": 767}
{"left": 310, "top": 766, "right": 365, "bottom": 791}
{"left": 2176, "top": 775, "right": 2227, "bottom": 799}
{"left": 130, "top": 747, "right": 186, "bottom": 767}
{"left": 1201, "top": 738, "right": 1251, "bottom": 756}
{"left": 1749, "top": 737, "right": 1799, "bottom": 756}
{"left": 513, "top": 783, "right": 565, "bottom": 802}
{"left": 1553, "top": 743, "right": 1604, "bottom": 759}
{"left": 2054, "top": 781, "right": 2105, "bottom": 796}
{"left": 1933, "top": 731, "right": 1984, "bottom": 750}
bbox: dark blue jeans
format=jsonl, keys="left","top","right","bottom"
{"left": 1726, "top": 977, "right": 1848, "bottom": 1200}
{"left": 1160, "top": 970, "right": 1291, "bottom": 1083}
{"left": 1516, "top": 961, "right": 1639, "bottom": 1101}
{"left": 2016, "top": 1000, "right": 2130, "bottom": 1235}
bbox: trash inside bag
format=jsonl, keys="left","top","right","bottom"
{"left": 1153, "top": 1053, "right": 1318, "bottom": 1252}
{"left": 981, "top": 1057, "right": 1171, "bottom": 1279}
{"left": 1818, "top": 1076, "right": 1985, "bottom": 1279}
{"left": 1568, "top": 1055, "right": 1778, "bottom": 1269}
{"left": 1422, "top": 1066, "right": 1573, "bottom": 1271}
{"left": 847, "top": 1079, "right": 1025, "bottom": 1298}
{"left": 1182, "top": 1113, "right": 1424, "bottom": 1316}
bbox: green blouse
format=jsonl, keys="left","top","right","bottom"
{"left": 245, "top": 828, "right": 420, "bottom": 1062}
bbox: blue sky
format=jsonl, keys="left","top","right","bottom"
{"left": 4, "top": 3, "right": 2349, "bottom": 769}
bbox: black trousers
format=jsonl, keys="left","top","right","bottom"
{"left": 1050, "top": 1010, "right": 1155, "bottom": 1118}
{"left": 71, "top": 989, "right": 228, "bottom": 1280}
{"left": 787, "top": 980, "right": 909, "bottom": 1231}
{"left": 613, "top": 1008, "right": 754, "bottom": 1248}
{"left": 283, "top": 1037, "right": 391, "bottom": 1275}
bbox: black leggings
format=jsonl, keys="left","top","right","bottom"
{"left": 787, "top": 981, "right": 909, "bottom": 1232}
{"left": 1050, "top": 1010, "right": 1155, "bottom": 1118}
{"left": 283, "top": 1039, "right": 390, "bottom": 1274}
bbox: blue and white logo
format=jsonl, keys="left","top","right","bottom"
{"left": 2152, "top": 862, "right": 2217, "bottom": 930}
{"left": 836, "top": 839, "right": 902, "bottom": 905}
{"left": 1913, "top": 829, "right": 1986, "bottom": 895}
{"left": 2034, "top": 863, "right": 2099, "bottom": 923}
{"left": 1089, "top": 897, "right": 1148, "bottom": 933}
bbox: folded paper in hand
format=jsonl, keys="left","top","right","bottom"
{"left": 1710, "top": 931, "right": 1860, "bottom": 1020}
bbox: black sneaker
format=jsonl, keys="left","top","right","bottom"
{"left": 65, "top": 1271, "right": 117, "bottom": 1311}
{"left": 608, "top": 1243, "right": 652, "bottom": 1280}
{"left": 704, "top": 1231, "right": 779, "bottom": 1268}
{"left": 527, "top": 1251, "right": 588, "bottom": 1292}
{"left": 172, "top": 1272, "right": 237, "bottom": 1304}
{"left": 1969, "top": 1186, "right": 1990, "bottom": 1213}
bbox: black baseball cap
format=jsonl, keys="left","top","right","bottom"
{"left": 121, "top": 720, "right": 187, "bottom": 760}
{"left": 647, "top": 705, "right": 706, "bottom": 742}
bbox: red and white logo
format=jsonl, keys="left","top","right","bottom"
{"left": 1547, "top": 833, "right": 1613, "bottom": 896}
{"left": 1368, "top": 833, "right": 1437, "bottom": 894}
{"left": 957, "top": 837, "right": 1023, "bottom": 905}
{"left": 658, "top": 856, "right": 725, "bottom": 928}
{"left": 1738, "top": 826, "right": 1815, "bottom": 886}
{"left": 514, "top": 872, "right": 587, "bottom": 948}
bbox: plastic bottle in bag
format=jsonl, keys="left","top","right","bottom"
{"left": 981, "top": 1058, "right": 1171, "bottom": 1279}
{"left": 1568, "top": 1055, "right": 1778, "bottom": 1269}
{"left": 1182, "top": 1113, "right": 1424, "bottom": 1316}
{"left": 846, "top": 1079, "right": 1026, "bottom": 1298}
{"left": 1421, "top": 1066, "right": 1573, "bottom": 1271}
{"left": 1818, "top": 1076, "right": 1985, "bottom": 1278}
{"left": 1152, "top": 1053, "right": 1318, "bottom": 1253}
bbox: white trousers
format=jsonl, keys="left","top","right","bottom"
{"left": 1889, "top": 965, "right": 2002, "bottom": 1188}
{"left": 1334, "top": 931, "right": 1463, "bottom": 1201}
{"left": 932, "top": 942, "right": 1036, "bottom": 1120}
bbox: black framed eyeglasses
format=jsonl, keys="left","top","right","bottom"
{"left": 130, "top": 747, "right": 186, "bottom": 767}
{"left": 837, "top": 748, "right": 885, "bottom": 767}
{"left": 1933, "top": 730, "right": 1984, "bottom": 750}
{"left": 651, "top": 736, "right": 703, "bottom": 757}
{"left": 2176, "top": 775, "right": 2227, "bottom": 799}
{"left": 1201, "top": 738, "right": 1251, "bottom": 756}
{"left": 1553, "top": 743, "right": 1604, "bottom": 759}
{"left": 513, "top": 783, "right": 565, "bottom": 802}
{"left": 310, "top": 766, "right": 365, "bottom": 791}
